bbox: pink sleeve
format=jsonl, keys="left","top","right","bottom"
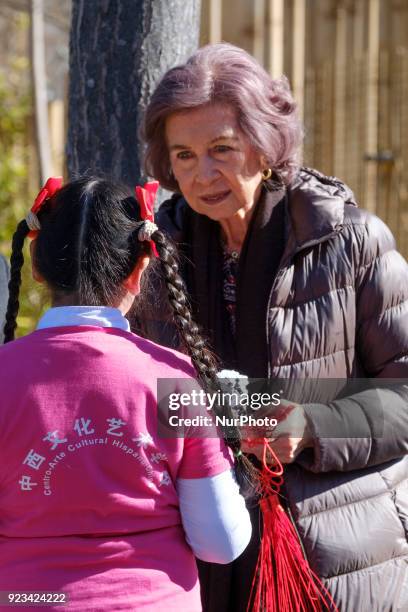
{"left": 177, "top": 436, "right": 234, "bottom": 479}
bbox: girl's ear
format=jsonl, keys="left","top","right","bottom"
{"left": 29, "top": 240, "right": 45, "bottom": 284}
{"left": 123, "top": 254, "right": 150, "bottom": 296}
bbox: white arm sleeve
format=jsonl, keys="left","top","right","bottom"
{"left": 176, "top": 468, "right": 252, "bottom": 564}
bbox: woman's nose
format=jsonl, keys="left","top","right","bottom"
{"left": 196, "top": 156, "right": 219, "bottom": 184}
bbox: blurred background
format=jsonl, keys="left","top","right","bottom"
{"left": 0, "top": 0, "right": 407, "bottom": 333}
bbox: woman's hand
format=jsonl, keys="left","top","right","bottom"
{"left": 241, "top": 403, "right": 313, "bottom": 464}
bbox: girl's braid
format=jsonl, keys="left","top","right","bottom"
{"left": 3, "top": 220, "right": 30, "bottom": 343}
{"left": 152, "top": 229, "right": 259, "bottom": 493}
{"left": 152, "top": 229, "right": 218, "bottom": 381}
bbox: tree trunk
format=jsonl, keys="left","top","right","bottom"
{"left": 67, "top": 0, "right": 202, "bottom": 187}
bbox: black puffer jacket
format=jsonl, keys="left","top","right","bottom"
{"left": 136, "top": 169, "right": 408, "bottom": 610}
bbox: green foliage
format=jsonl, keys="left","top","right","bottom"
{"left": 0, "top": 59, "right": 47, "bottom": 337}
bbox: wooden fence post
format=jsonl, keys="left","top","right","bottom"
{"left": 253, "top": 0, "right": 266, "bottom": 64}
{"left": 268, "top": 0, "right": 284, "bottom": 78}
{"left": 364, "top": 0, "right": 380, "bottom": 213}
{"left": 292, "top": 0, "right": 306, "bottom": 124}
{"left": 208, "top": 0, "right": 222, "bottom": 44}
{"left": 333, "top": 2, "right": 347, "bottom": 179}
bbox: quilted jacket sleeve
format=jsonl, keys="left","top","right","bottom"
{"left": 302, "top": 213, "right": 408, "bottom": 472}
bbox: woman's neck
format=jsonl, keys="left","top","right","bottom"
{"left": 219, "top": 207, "right": 254, "bottom": 254}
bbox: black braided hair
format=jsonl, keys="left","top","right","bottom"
{"left": 4, "top": 220, "right": 30, "bottom": 343}
{"left": 152, "top": 229, "right": 259, "bottom": 493}
{"left": 150, "top": 230, "right": 217, "bottom": 380}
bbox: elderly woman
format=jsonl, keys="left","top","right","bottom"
{"left": 135, "top": 43, "right": 408, "bottom": 612}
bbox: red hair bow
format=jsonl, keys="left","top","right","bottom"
{"left": 135, "top": 181, "right": 159, "bottom": 257}
{"left": 28, "top": 176, "right": 63, "bottom": 238}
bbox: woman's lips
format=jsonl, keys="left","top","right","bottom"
{"left": 200, "top": 190, "right": 231, "bottom": 205}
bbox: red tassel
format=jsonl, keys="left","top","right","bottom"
{"left": 248, "top": 439, "right": 338, "bottom": 612}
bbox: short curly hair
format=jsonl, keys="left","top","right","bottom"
{"left": 143, "top": 43, "right": 303, "bottom": 191}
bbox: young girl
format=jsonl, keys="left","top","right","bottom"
{"left": 0, "top": 177, "right": 252, "bottom": 611}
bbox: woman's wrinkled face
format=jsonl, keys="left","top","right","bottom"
{"left": 165, "top": 103, "right": 264, "bottom": 222}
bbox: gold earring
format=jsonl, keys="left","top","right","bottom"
{"left": 262, "top": 168, "right": 272, "bottom": 181}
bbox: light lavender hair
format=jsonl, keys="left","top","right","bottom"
{"left": 143, "top": 43, "right": 304, "bottom": 191}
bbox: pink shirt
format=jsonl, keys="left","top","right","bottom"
{"left": 0, "top": 326, "right": 233, "bottom": 610}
